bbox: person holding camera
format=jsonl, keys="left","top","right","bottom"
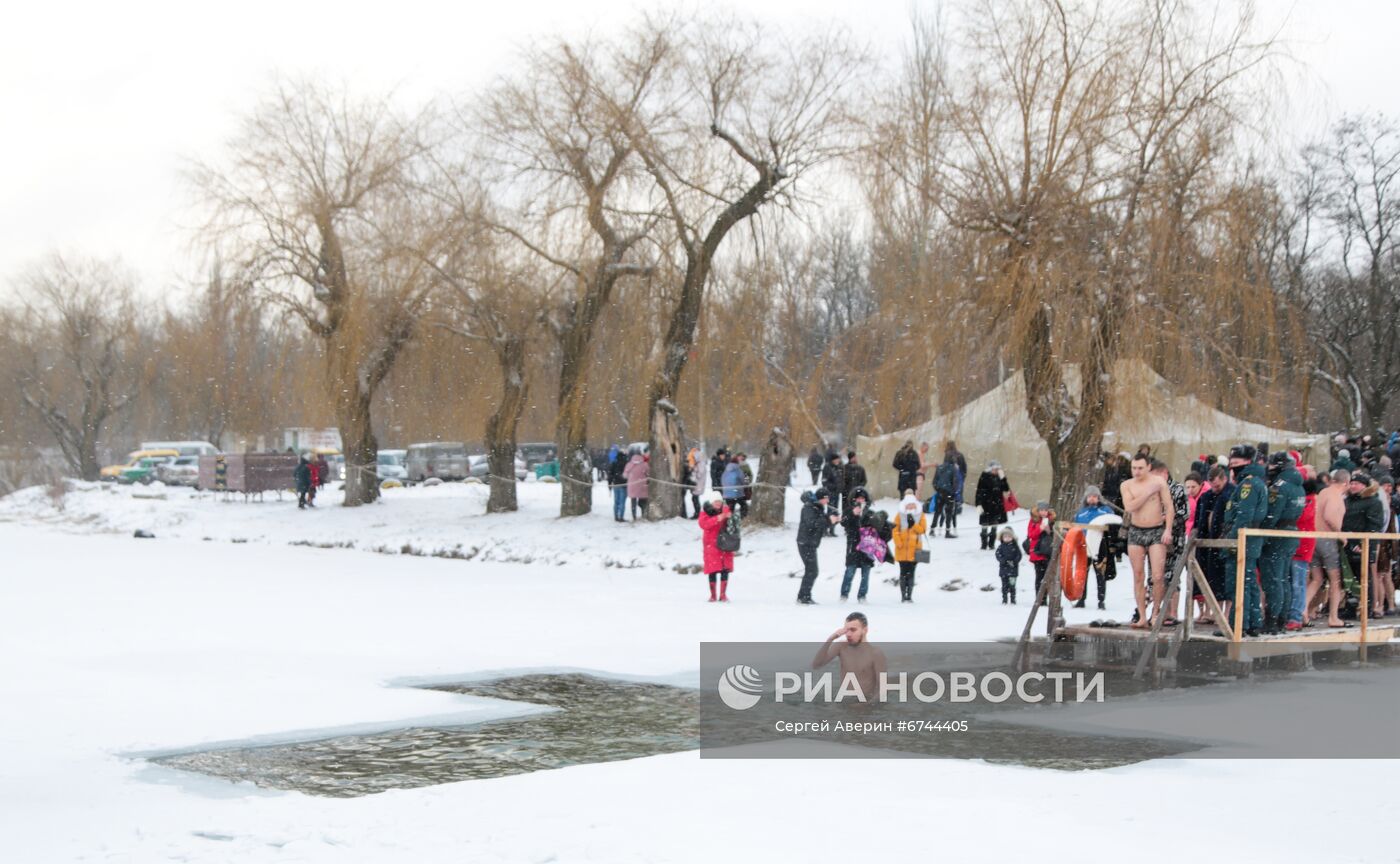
{"left": 797, "top": 487, "right": 841, "bottom": 605}
{"left": 698, "top": 491, "right": 735, "bottom": 602}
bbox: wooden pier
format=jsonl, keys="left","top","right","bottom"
{"left": 1013, "top": 523, "right": 1400, "bottom": 678}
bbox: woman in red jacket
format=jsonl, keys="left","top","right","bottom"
{"left": 698, "top": 491, "right": 735, "bottom": 602}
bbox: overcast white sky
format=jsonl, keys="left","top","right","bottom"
{"left": 3, "top": 0, "right": 1395, "bottom": 298}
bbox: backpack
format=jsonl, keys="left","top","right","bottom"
{"left": 856, "top": 526, "right": 887, "bottom": 562}
{"left": 717, "top": 510, "right": 742, "bottom": 552}
{"left": 934, "top": 462, "right": 958, "bottom": 495}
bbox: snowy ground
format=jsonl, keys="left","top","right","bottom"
{"left": 0, "top": 478, "right": 1388, "bottom": 862}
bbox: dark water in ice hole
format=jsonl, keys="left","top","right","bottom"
{"left": 151, "top": 672, "right": 1206, "bottom": 797}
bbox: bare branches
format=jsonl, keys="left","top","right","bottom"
{"left": 10, "top": 256, "right": 142, "bottom": 480}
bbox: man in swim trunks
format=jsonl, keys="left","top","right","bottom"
{"left": 1121, "top": 454, "right": 1174, "bottom": 628}
{"left": 812, "top": 612, "right": 887, "bottom": 702}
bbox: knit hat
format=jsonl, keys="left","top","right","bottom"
{"left": 1377, "top": 474, "right": 1394, "bottom": 487}
{"left": 1351, "top": 470, "right": 1372, "bottom": 485}
{"left": 1035, "top": 500, "right": 1050, "bottom": 512}
{"left": 999, "top": 527, "right": 1015, "bottom": 542}
{"left": 1083, "top": 484, "right": 1103, "bottom": 502}
{"left": 900, "top": 492, "right": 920, "bottom": 513}
{"left": 705, "top": 490, "right": 724, "bottom": 505}
{"left": 988, "top": 460, "right": 1002, "bottom": 470}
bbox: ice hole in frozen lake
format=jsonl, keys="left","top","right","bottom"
{"left": 150, "top": 672, "right": 1200, "bottom": 797}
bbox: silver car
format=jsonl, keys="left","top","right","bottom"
{"left": 466, "top": 453, "right": 529, "bottom": 481}
{"left": 377, "top": 449, "right": 408, "bottom": 481}
{"left": 156, "top": 455, "right": 201, "bottom": 486}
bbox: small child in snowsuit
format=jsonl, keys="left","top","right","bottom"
{"left": 996, "top": 526, "right": 1022, "bottom": 604}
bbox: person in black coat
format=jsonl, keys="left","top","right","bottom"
{"left": 709, "top": 448, "right": 728, "bottom": 493}
{"left": 839, "top": 489, "right": 882, "bottom": 602}
{"left": 1101, "top": 453, "right": 1130, "bottom": 510}
{"left": 796, "top": 488, "right": 840, "bottom": 604}
{"left": 892, "top": 441, "right": 922, "bottom": 496}
{"left": 294, "top": 456, "right": 313, "bottom": 510}
{"left": 943, "top": 442, "right": 968, "bottom": 496}
{"left": 995, "top": 526, "right": 1022, "bottom": 603}
{"left": 975, "top": 461, "right": 1011, "bottom": 550}
{"left": 820, "top": 452, "right": 845, "bottom": 535}
{"left": 807, "top": 447, "right": 823, "bottom": 485}
{"left": 842, "top": 451, "right": 867, "bottom": 513}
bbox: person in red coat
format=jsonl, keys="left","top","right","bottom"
{"left": 307, "top": 457, "right": 321, "bottom": 507}
{"left": 1026, "top": 501, "right": 1056, "bottom": 600}
{"left": 698, "top": 490, "right": 735, "bottom": 602}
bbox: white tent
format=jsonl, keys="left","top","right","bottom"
{"left": 856, "top": 361, "right": 1326, "bottom": 502}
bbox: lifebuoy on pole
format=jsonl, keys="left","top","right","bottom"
{"left": 1060, "top": 526, "right": 1089, "bottom": 602}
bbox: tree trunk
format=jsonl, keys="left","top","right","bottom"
{"left": 336, "top": 388, "right": 379, "bottom": 506}
{"left": 642, "top": 162, "right": 778, "bottom": 520}
{"left": 1046, "top": 434, "right": 1103, "bottom": 518}
{"left": 1018, "top": 287, "right": 1116, "bottom": 518}
{"left": 485, "top": 336, "right": 526, "bottom": 514}
{"left": 22, "top": 390, "right": 109, "bottom": 482}
{"left": 77, "top": 426, "right": 101, "bottom": 482}
{"left": 647, "top": 398, "right": 685, "bottom": 519}
{"left": 752, "top": 426, "right": 793, "bottom": 527}
{"left": 556, "top": 375, "right": 593, "bottom": 517}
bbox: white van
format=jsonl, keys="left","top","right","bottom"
{"left": 140, "top": 441, "right": 220, "bottom": 457}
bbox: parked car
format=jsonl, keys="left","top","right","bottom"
{"left": 466, "top": 452, "right": 529, "bottom": 481}
{"left": 377, "top": 450, "right": 407, "bottom": 481}
{"left": 102, "top": 449, "right": 180, "bottom": 481}
{"left": 467, "top": 454, "right": 490, "bottom": 480}
{"left": 406, "top": 442, "right": 470, "bottom": 482}
{"left": 118, "top": 456, "right": 176, "bottom": 485}
{"left": 156, "top": 455, "right": 200, "bottom": 487}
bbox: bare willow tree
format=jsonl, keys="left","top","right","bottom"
{"left": 930, "top": 0, "right": 1275, "bottom": 511}
{"left": 11, "top": 256, "right": 141, "bottom": 480}
{"left": 419, "top": 166, "right": 561, "bottom": 513}
{"left": 196, "top": 82, "right": 435, "bottom": 505}
{"left": 478, "top": 33, "right": 659, "bottom": 516}
{"left": 615, "top": 15, "right": 865, "bottom": 518}
{"left": 1291, "top": 115, "right": 1400, "bottom": 429}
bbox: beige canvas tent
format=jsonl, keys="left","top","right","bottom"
{"left": 856, "top": 361, "right": 1326, "bottom": 503}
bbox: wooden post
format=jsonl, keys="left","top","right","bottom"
{"left": 1183, "top": 549, "right": 1195, "bottom": 642}
{"left": 1189, "top": 556, "right": 1233, "bottom": 641}
{"left": 1360, "top": 538, "right": 1370, "bottom": 647}
{"left": 1013, "top": 527, "right": 1064, "bottom": 670}
{"left": 1233, "top": 530, "right": 1248, "bottom": 642}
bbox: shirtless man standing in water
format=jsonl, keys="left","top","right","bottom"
{"left": 1121, "top": 455, "right": 1174, "bottom": 628}
{"left": 812, "top": 612, "right": 887, "bottom": 701}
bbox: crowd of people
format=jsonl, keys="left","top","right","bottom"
{"left": 786, "top": 440, "right": 1013, "bottom": 606}
{"left": 1069, "top": 434, "right": 1399, "bottom": 636}
{"left": 608, "top": 431, "right": 1399, "bottom": 628}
